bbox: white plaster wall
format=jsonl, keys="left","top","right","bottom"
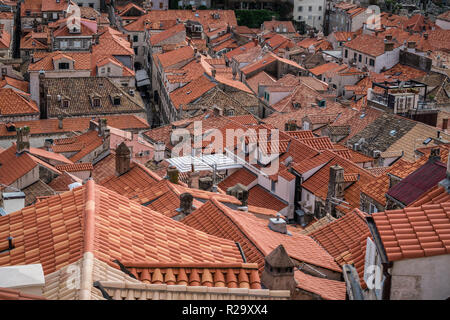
{"left": 390, "top": 254, "right": 450, "bottom": 300}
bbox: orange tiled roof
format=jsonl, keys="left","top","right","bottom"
{"left": 294, "top": 270, "right": 346, "bottom": 300}
{"left": 53, "top": 130, "right": 104, "bottom": 163}
{"left": 0, "top": 180, "right": 244, "bottom": 275}
{"left": 0, "top": 115, "right": 149, "bottom": 138}
{"left": 123, "top": 262, "right": 261, "bottom": 289}
{"left": 182, "top": 199, "right": 341, "bottom": 273}
{"left": 0, "top": 76, "right": 29, "bottom": 93}
{"left": 0, "top": 88, "right": 39, "bottom": 116}
{"left": 0, "top": 144, "right": 38, "bottom": 187}
{"left": 47, "top": 171, "right": 81, "bottom": 192}
{"left": 154, "top": 45, "right": 193, "bottom": 69}
{"left": 55, "top": 162, "right": 94, "bottom": 172}
{"left": 372, "top": 202, "right": 450, "bottom": 262}
{"left": 309, "top": 208, "right": 370, "bottom": 266}
{"left": 218, "top": 168, "right": 257, "bottom": 191}
{"left": 0, "top": 287, "right": 46, "bottom": 300}
{"left": 170, "top": 75, "right": 216, "bottom": 110}
{"left": 309, "top": 62, "right": 345, "bottom": 77}
{"left": 344, "top": 34, "right": 401, "bottom": 57}
{"left": 409, "top": 186, "right": 450, "bottom": 207}
{"left": 29, "top": 51, "right": 92, "bottom": 71}
{"left": 149, "top": 23, "right": 185, "bottom": 46}
{"left": 247, "top": 185, "right": 287, "bottom": 214}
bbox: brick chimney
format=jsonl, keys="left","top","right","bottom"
{"left": 16, "top": 127, "right": 30, "bottom": 154}
{"left": 260, "top": 245, "right": 296, "bottom": 295}
{"left": 115, "top": 142, "right": 131, "bottom": 176}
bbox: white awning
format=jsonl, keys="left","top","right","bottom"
{"left": 165, "top": 154, "right": 243, "bottom": 173}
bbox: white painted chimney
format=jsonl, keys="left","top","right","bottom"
{"left": 154, "top": 141, "right": 165, "bottom": 162}
{"left": 1, "top": 192, "right": 25, "bottom": 215}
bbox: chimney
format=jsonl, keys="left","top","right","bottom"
{"left": 428, "top": 147, "right": 441, "bottom": 163}
{"left": 424, "top": 33, "right": 428, "bottom": 40}
{"left": 43, "top": 139, "right": 53, "bottom": 151}
{"left": 188, "top": 165, "right": 200, "bottom": 189}
{"left": 284, "top": 120, "right": 297, "bottom": 131}
{"left": 199, "top": 176, "right": 213, "bottom": 191}
{"left": 115, "top": 142, "right": 131, "bottom": 176}
{"left": 384, "top": 41, "right": 394, "bottom": 52}
{"left": 260, "top": 245, "right": 296, "bottom": 295}
{"left": 211, "top": 68, "right": 216, "bottom": 78}
{"left": 57, "top": 115, "right": 63, "bottom": 129}
{"left": 16, "top": 127, "right": 30, "bottom": 154}
{"left": 154, "top": 141, "right": 165, "bottom": 162}
{"left": 1, "top": 192, "right": 25, "bottom": 215}
{"left": 253, "top": 38, "right": 258, "bottom": 46}
{"left": 167, "top": 165, "right": 179, "bottom": 184}
{"left": 226, "top": 183, "right": 249, "bottom": 208}
{"left": 407, "top": 41, "right": 416, "bottom": 49}
{"left": 268, "top": 213, "right": 289, "bottom": 234}
{"left": 326, "top": 164, "right": 344, "bottom": 217}
{"left": 179, "top": 192, "right": 193, "bottom": 216}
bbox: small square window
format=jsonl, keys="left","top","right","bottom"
{"left": 113, "top": 97, "right": 121, "bottom": 106}
{"left": 62, "top": 100, "right": 69, "bottom": 108}
{"left": 93, "top": 98, "right": 101, "bottom": 107}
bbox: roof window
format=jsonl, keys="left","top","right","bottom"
{"left": 389, "top": 129, "right": 397, "bottom": 136}
{"left": 423, "top": 137, "right": 432, "bottom": 145}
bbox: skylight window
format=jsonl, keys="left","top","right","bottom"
{"left": 423, "top": 137, "right": 432, "bottom": 145}
{"left": 360, "top": 113, "right": 366, "bottom": 118}
{"left": 389, "top": 129, "right": 397, "bottom": 136}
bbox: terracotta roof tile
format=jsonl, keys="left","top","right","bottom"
{"left": 294, "top": 270, "right": 346, "bottom": 300}
{"left": 218, "top": 168, "right": 257, "bottom": 191}
{"left": 0, "top": 180, "right": 243, "bottom": 275}
{"left": 344, "top": 34, "right": 402, "bottom": 57}
{"left": 0, "top": 287, "right": 46, "bottom": 300}
{"left": 372, "top": 202, "right": 450, "bottom": 262}
{"left": 0, "top": 88, "right": 39, "bottom": 116}
{"left": 247, "top": 185, "right": 288, "bottom": 213}
{"left": 182, "top": 199, "right": 341, "bottom": 273}
{"left": 122, "top": 262, "right": 261, "bottom": 289}
{"left": 55, "top": 163, "right": 94, "bottom": 172}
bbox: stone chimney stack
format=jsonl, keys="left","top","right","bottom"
{"left": 188, "top": 167, "right": 200, "bottom": 189}
{"left": 16, "top": 127, "right": 30, "bottom": 154}
{"left": 226, "top": 183, "right": 249, "bottom": 208}
{"left": 384, "top": 41, "right": 394, "bottom": 52}
{"left": 167, "top": 165, "right": 179, "bottom": 184}
{"left": 199, "top": 176, "right": 213, "bottom": 191}
{"left": 179, "top": 192, "right": 194, "bottom": 217}
{"left": 428, "top": 147, "right": 441, "bottom": 163}
{"left": 260, "top": 245, "right": 296, "bottom": 295}
{"left": 115, "top": 142, "right": 131, "bottom": 176}
{"left": 326, "top": 164, "right": 345, "bottom": 217}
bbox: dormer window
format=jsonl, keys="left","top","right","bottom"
{"left": 62, "top": 99, "right": 70, "bottom": 108}
{"left": 113, "top": 96, "right": 121, "bottom": 106}
{"left": 93, "top": 98, "right": 101, "bottom": 107}
{"left": 58, "top": 62, "right": 70, "bottom": 70}
{"left": 26, "top": 10, "right": 31, "bottom": 16}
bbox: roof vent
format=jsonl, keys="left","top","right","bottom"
{"left": 268, "top": 213, "right": 291, "bottom": 235}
